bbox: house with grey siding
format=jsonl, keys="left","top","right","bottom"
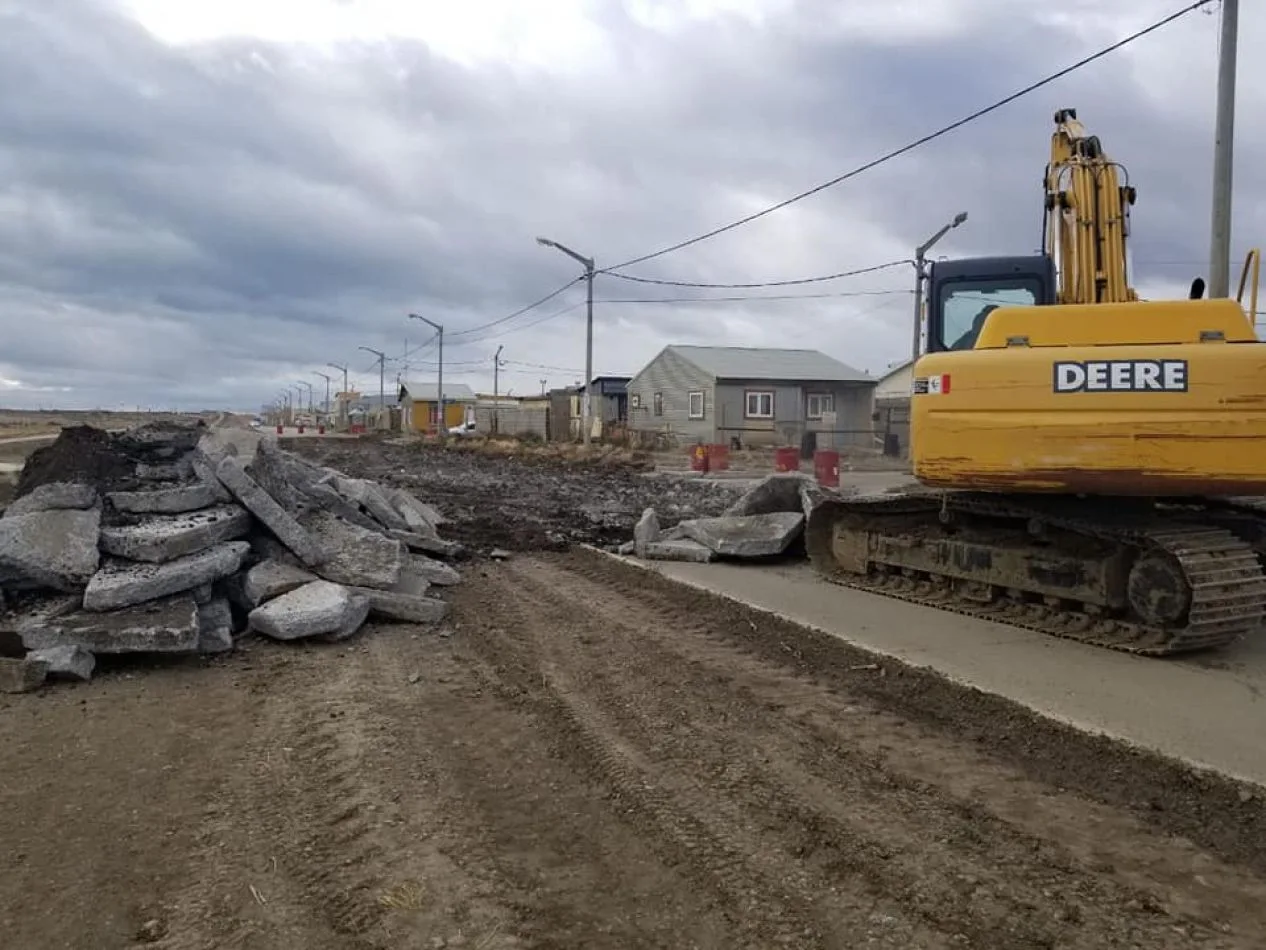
{"left": 626, "top": 345, "right": 875, "bottom": 448}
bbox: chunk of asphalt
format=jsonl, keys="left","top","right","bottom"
{"left": 240, "top": 559, "right": 316, "bottom": 608}
{"left": 107, "top": 482, "right": 220, "bottom": 515}
{"left": 248, "top": 580, "right": 370, "bottom": 641}
{"left": 642, "top": 539, "right": 716, "bottom": 563}
{"left": 98, "top": 504, "right": 253, "bottom": 563}
{"left": 348, "top": 587, "right": 449, "bottom": 624}
{"left": 722, "top": 473, "right": 816, "bottom": 518}
{"left": 82, "top": 541, "right": 250, "bottom": 612}
{"left": 135, "top": 456, "right": 194, "bottom": 483}
{"left": 299, "top": 509, "right": 405, "bottom": 590}
{"left": 675, "top": 511, "right": 806, "bottom": 558}
{"left": 0, "top": 507, "right": 101, "bottom": 591}
{"left": 28, "top": 644, "right": 95, "bottom": 681}
{"left": 215, "top": 456, "right": 329, "bottom": 567}
{"left": 20, "top": 593, "right": 201, "bottom": 653}
{"left": 0, "top": 656, "right": 48, "bottom": 693}
{"left": 197, "top": 597, "right": 235, "bottom": 653}
{"left": 3, "top": 482, "right": 99, "bottom": 518}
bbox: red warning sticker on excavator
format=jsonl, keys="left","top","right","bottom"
{"left": 912, "top": 374, "right": 950, "bottom": 395}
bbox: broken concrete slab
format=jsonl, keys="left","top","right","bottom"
{"left": 300, "top": 510, "right": 405, "bottom": 590}
{"left": 0, "top": 656, "right": 48, "bottom": 693}
{"left": 391, "top": 562, "right": 432, "bottom": 598}
{"left": 116, "top": 419, "right": 207, "bottom": 459}
{"left": 408, "top": 555, "right": 460, "bottom": 587}
{"left": 189, "top": 453, "right": 232, "bottom": 504}
{"left": 0, "top": 507, "right": 101, "bottom": 591}
{"left": 240, "top": 559, "right": 316, "bottom": 608}
{"left": 248, "top": 580, "right": 370, "bottom": 641}
{"left": 723, "top": 473, "right": 816, "bottom": 518}
{"left": 216, "top": 456, "right": 329, "bottom": 567}
{"left": 349, "top": 587, "right": 449, "bottom": 624}
{"left": 4, "top": 482, "right": 99, "bottom": 518}
{"left": 196, "top": 428, "right": 261, "bottom": 469}
{"left": 82, "top": 541, "right": 250, "bottom": 612}
{"left": 107, "top": 482, "right": 220, "bottom": 515}
{"left": 28, "top": 645, "right": 95, "bottom": 681}
{"left": 642, "top": 539, "right": 716, "bottom": 563}
{"left": 634, "top": 507, "right": 660, "bottom": 557}
{"left": 98, "top": 504, "right": 252, "bottom": 563}
{"left": 20, "top": 593, "right": 202, "bottom": 653}
{"left": 197, "top": 598, "right": 234, "bottom": 653}
{"left": 334, "top": 477, "right": 409, "bottom": 531}
{"left": 676, "top": 511, "right": 805, "bottom": 558}
{"left": 388, "top": 529, "right": 463, "bottom": 559}
{"left": 136, "top": 457, "right": 194, "bottom": 483}
{"left": 298, "top": 481, "right": 382, "bottom": 531}
{"left": 390, "top": 489, "right": 447, "bottom": 529}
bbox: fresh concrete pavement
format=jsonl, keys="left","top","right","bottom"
{"left": 614, "top": 547, "right": 1266, "bottom": 789}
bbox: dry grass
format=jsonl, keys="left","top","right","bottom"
{"left": 425, "top": 434, "right": 656, "bottom": 470}
{"left": 0, "top": 409, "right": 236, "bottom": 442}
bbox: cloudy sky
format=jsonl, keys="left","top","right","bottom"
{"left": 1, "top": 0, "right": 1262, "bottom": 411}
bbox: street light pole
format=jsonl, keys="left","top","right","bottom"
{"left": 358, "top": 346, "right": 386, "bottom": 430}
{"left": 1208, "top": 0, "right": 1239, "bottom": 298}
{"left": 327, "top": 362, "right": 348, "bottom": 429}
{"left": 295, "top": 381, "right": 313, "bottom": 415}
{"left": 536, "top": 236, "right": 595, "bottom": 446}
{"left": 408, "top": 314, "right": 444, "bottom": 437}
{"left": 314, "top": 372, "right": 332, "bottom": 418}
{"left": 493, "top": 344, "right": 504, "bottom": 434}
{"left": 912, "top": 211, "right": 969, "bottom": 362}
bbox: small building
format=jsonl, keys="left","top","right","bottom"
{"left": 398, "top": 381, "right": 477, "bottom": 432}
{"left": 627, "top": 345, "right": 875, "bottom": 449}
{"left": 874, "top": 359, "right": 914, "bottom": 457}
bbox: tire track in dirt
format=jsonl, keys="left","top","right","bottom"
{"left": 450, "top": 554, "right": 1266, "bottom": 948}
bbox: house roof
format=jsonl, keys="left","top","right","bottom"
{"left": 667, "top": 345, "right": 872, "bottom": 383}
{"left": 399, "top": 381, "right": 477, "bottom": 402}
{"left": 877, "top": 358, "right": 914, "bottom": 383}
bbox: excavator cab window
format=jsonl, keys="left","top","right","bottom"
{"left": 926, "top": 256, "right": 1056, "bottom": 353}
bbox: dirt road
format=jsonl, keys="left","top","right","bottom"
{"left": 5, "top": 549, "right": 1266, "bottom": 949}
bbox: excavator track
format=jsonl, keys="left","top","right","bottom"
{"left": 804, "top": 491, "right": 1266, "bottom": 656}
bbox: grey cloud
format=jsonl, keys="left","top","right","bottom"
{"left": 0, "top": 0, "right": 1261, "bottom": 410}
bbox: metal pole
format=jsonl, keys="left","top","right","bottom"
{"left": 911, "top": 212, "right": 969, "bottom": 360}
{"left": 358, "top": 347, "right": 386, "bottom": 430}
{"left": 493, "top": 345, "right": 503, "bottom": 434}
{"left": 407, "top": 314, "right": 444, "bottom": 436}
{"left": 1209, "top": 0, "right": 1238, "bottom": 298}
{"left": 327, "top": 362, "right": 348, "bottom": 429}
{"left": 314, "top": 372, "right": 332, "bottom": 418}
{"left": 535, "top": 236, "right": 596, "bottom": 446}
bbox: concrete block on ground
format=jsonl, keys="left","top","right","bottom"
{"left": 0, "top": 507, "right": 101, "bottom": 591}
{"left": 299, "top": 482, "right": 381, "bottom": 531}
{"left": 4, "top": 482, "right": 99, "bottom": 518}
{"left": 196, "top": 429, "right": 261, "bottom": 469}
{"left": 334, "top": 477, "right": 408, "bottom": 531}
{"left": 248, "top": 580, "right": 370, "bottom": 641}
{"left": 300, "top": 510, "right": 405, "bottom": 589}
{"left": 98, "top": 504, "right": 252, "bottom": 563}
{"left": 189, "top": 453, "right": 232, "bottom": 504}
{"left": 28, "top": 645, "right": 95, "bottom": 681}
{"left": 388, "top": 529, "right": 462, "bottom": 559}
{"left": 634, "top": 507, "right": 660, "bottom": 557}
{"left": 0, "top": 656, "right": 48, "bottom": 693}
{"left": 642, "top": 539, "right": 716, "bottom": 563}
{"left": 391, "top": 562, "right": 432, "bottom": 598}
{"left": 390, "top": 489, "right": 447, "bottom": 528}
{"left": 107, "top": 482, "right": 220, "bottom": 515}
{"left": 349, "top": 586, "right": 449, "bottom": 624}
{"left": 676, "top": 511, "right": 806, "bottom": 558}
{"left": 408, "top": 554, "right": 460, "bottom": 587}
{"left": 20, "top": 593, "right": 201, "bottom": 653}
{"left": 82, "top": 541, "right": 250, "bottom": 612}
{"left": 116, "top": 420, "right": 207, "bottom": 459}
{"left": 216, "top": 456, "right": 329, "bottom": 567}
{"left": 244, "top": 439, "right": 310, "bottom": 514}
{"left": 722, "top": 473, "right": 816, "bottom": 518}
{"left": 197, "top": 598, "right": 235, "bottom": 653}
{"left": 241, "top": 559, "right": 316, "bottom": 608}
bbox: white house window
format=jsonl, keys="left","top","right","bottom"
{"left": 630, "top": 393, "right": 641, "bottom": 409}
{"left": 688, "top": 391, "right": 705, "bottom": 419}
{"left": 653, "top": 392, "right": 664, "bottom": 416}
{"left": 744, "top": 390, "right": 774, "bottom": 419}
{"left": 806, "top": 392, "right": 834, "bottom": 419}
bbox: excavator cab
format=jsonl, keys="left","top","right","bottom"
{"left": 925, "top": 255, "right": 1056, "bottom": 353}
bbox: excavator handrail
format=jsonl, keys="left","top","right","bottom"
{"left": 1235, "top": 248, "right": 1261, "bottom": 327}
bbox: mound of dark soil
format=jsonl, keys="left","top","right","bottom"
{"left": 14, "top": 426, "right": 136, "bottom": 500}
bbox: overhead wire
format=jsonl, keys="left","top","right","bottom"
{"left": 599, "top": 260, "right": 910, "bottom": 288}
{"left": 601, "top": 0, "right": 1216, "bottom": 274}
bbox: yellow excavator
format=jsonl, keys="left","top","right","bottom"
{"left": 805, "top": 107, "right": 1266, "bottom": 655}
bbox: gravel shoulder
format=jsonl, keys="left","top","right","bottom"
{"left": 5, "top": 547, "right": 1266, "bottom": 949}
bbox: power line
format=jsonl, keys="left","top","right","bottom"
{"left": 603, "top": 0, "right": 1215, "bottom": 274}
{"left": 599, "top": 259, "right": 910, "bottom": 288}
{"left": 446, "top": 276, "right": 582, "bottom": 341}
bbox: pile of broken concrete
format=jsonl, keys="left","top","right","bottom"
{"left": 0, "top": 421, "right": 462, "bottom": 693}
{"left": 620, "top": 473, "right": 830, "bottom": 562}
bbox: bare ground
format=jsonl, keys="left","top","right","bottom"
{"left": 5, "top": 547, "right": 1266, "bottom": 949}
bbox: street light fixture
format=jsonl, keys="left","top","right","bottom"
{"left": 536, "top": 235, "right": 595, "bottom": 446}
{"left": 911, "top": 212, "right": 969, "bottom": 362}
{"left": 358, "top": 346, "right": 387, "bottom": 430}
{"left": 408, "top": 314, "right": 444, "bottom": 436}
